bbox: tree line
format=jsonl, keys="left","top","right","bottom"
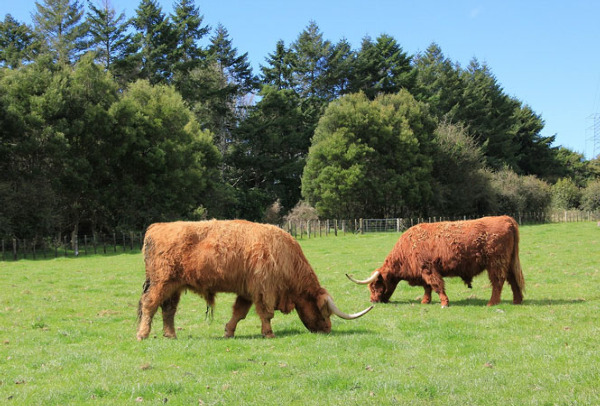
{"left": 1, "top": 0, "right": 599, "bottom": 240}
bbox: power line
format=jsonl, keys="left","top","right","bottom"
{"left": 587, "top": 114, "right": 600, "bottom": 158}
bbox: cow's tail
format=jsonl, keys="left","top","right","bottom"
{"left": 510, "top": 220, "right": 525, "bottom": 295}
{"left": 137, "top": 278, "right": 151, "bottom": 324}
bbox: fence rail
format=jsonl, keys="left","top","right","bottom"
{"left": 1, "top": 232, "right": 144, "bottom": 261}
{"left": 284, "top": 211, "right": 600, "bottom": 238}
{"left": 2, "top": 211, "right": 599, "bottom": 261}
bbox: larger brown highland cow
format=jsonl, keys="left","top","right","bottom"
{"left": 137, "top": 220, "right": 372, "bottom": 340}
{"left": 347, "top": 216, "right": 525, "bottom": 307}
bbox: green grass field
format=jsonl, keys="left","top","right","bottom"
{"left": 1, "top": 222, "right": 599, "bottom": 405}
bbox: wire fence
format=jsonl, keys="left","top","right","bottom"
{"left": 283, "top": 211, "right": 600, "bottom": 238}
{"left": 2, "top": 210, "right": 599, "bottom": 261}
{"left": 1, "top": 232, "right": 144, "bottom": 261}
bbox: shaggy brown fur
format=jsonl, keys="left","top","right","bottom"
{"left": 137, "top": 220, "right": 368, "bottom": 339}
{"left": 358, "top": 216, "right": 525, "bottom": 307}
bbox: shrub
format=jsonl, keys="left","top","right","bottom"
{"left": 551, "top": 178, "right": 581, "bottom": 209}
{"left": 490, "top": 168, "right": 551, "bottom": 214}
{"left": 262, "top": 200, "right": 283, "bottom": 224}
{"left": 283, "top": 201, "right": 319, "bottom": 224}
{"left": 581, "top": 179, "right": 600, "bottom": 211}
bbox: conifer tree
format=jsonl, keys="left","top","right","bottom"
{"left": 86, "top": 0, "right": 130, "bottom": 71}
{"left": 171, "top": 0, "right": 209, "bottom": 71}
{"left": 413, "top": 42, "right": 462, "bottom": 119}
{"left": 289, "top": 20, "right": 331, "bottom": 99}
{"left": 229, "top": 85, "right": 308, "bottom": 218}
{"left": 32, "top": 0, "right": 88, "bottom": 64}
{"left": 129, "top": 0, "right": 177, "bottom": 85}
{"left": 261, "top": 39, "right": 294, "bottom": 90}
{"left": 456, "top": 59, "right": 519, "bottom": 169}
{"left": 349, "top": 34, "right": 414, "bottom": 99}
{"left": 0, "top": 15, "right": 38, "bottom": 68}
{"left": 206, "top": 23, "right": 257, "bottom": 157}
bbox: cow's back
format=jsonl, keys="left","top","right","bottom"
{"left": 143, "top": 220, "right": 319, "bottom": 298}
{"left": 395, "top": 216, "right": 517, "bottom": 278}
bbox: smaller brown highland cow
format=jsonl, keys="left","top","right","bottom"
{"left": 137, "top": 220, "right": 372, "bottom": 339}
{"left": 347, "top": 216, "right": 525, "bottom": 307}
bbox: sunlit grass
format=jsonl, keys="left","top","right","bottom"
{"left": 0, "top": 222, "right": 598, "bottom": 404}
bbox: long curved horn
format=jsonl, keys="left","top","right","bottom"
{"left": 326, "top": 296, "right": 373, "bottom": 320}
{"left": 346, "top": 271, "right": 380, "bottom": 285}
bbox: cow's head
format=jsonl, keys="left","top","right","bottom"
{"left": 346, "top": 269, "right": 399, "bottom": 303}
{"left": 295, "top": 289, "right": 373, "bottom": 333}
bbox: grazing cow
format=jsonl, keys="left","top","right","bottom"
{"left": 137, "top": 220, "right": 373, "bottom": 340}
{"left": 347, "top": 216, "right": 525, "bottom": 307}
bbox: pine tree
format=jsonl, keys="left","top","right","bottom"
{"left": 0, "top": 15, "right": 38, "bottom": 68}
{"left": 206, "top": 24, "right": 257, "bottom": 158}
{"left": 208, "top": 24, "right": 256, "bottom": 94}
{"left": 129, "top": 0, "right": 177, "bottom": 85}
{"left": 326, "top": 38, "right": 355, "bottom": 98}
{"left": 229, "top": 85, "right": 308, "bottom": 218}
{"left": 349, "top": 34, "right": 414, "bottom": 99}
{"left": 86, "top": 0, "right": 131, "bottom": 71}
{"left": 456, "top": 59, "right": 520, "bottom": 170}
{"left": 413, "top": 42, "right": 462, "bottom": 119}
{"left": 261, "top": 39, "right": 294, "bottom": 90}
{"left": 289, "top": 20, "right": 331, "bottom": 99}
{"left": 171, "top": 0, "right": 209, "bottom": 71}
{"left": 510, "top": 102, "right": 558, "bottom": 178}
{"left": 32, "top": 0, "right": 88, "bottom": 64}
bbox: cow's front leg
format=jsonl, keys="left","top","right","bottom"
{"left": 224, "top": 296, "right": 253, "bottom": 338}
{"left": 161, "top": 291, "right": 181, "bottom": 338}
{"left": 422, "top": 269, "right": 450, "bottom": 308}
{"left": 254, "top": 301, "right": 275, "bottom": 338}
{"left": 421, "top": 285, "right": 433, "bottom": 304}
{"left": 137, "top": 283, "right": 163, "bottom": 340}
{"left": 487, "top": 270, "right": 506, "bottom": 306}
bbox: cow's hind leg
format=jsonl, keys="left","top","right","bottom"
{"left": 224, "top": 296, "right": 253, "bottom": 338}
{"left": 506, "top": 271, "right": 523, "bottom": 305}
{"left": 161, "top": 290, "right": 182, "bottom": 338}
{"left": 422, "top": 269, "right": 450, "bottom": 307}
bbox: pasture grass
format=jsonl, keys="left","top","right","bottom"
{"left": 0, "top": 222, "right": 599, "bottom": 405}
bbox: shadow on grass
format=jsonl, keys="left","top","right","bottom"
{"left": 384, "top": 297, "right": 589, "bottom": 307}
{"left": 206, "top": 327, "right": 373, "bottom": 340}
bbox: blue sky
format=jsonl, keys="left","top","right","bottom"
{"left": 4, "top": 0, "right": 600, "bottom": 159}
